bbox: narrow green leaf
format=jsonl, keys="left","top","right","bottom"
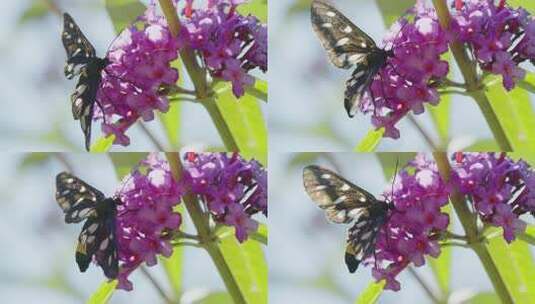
{"left": 354, "top": 129, "right": 385, "bottom": 152}
{"left": 487, "top": 228, "right": 535, "bottom": 303}
{"left": 469, "top": 292, "right": 501, "bottom": 304}
{"left": 517, "top": 72, "right": 535, "bottom": 94}
{"left": 90, "top": 136, "right": 115, "bottom": 153}
{"left": 104, "top": 0, "right": 146, "bottom": 33}
{"left": 466, "top": 139, "right": 500, "bottom": 152}
{"left": 219, "top": 232, "right": 268, "bottom": 304}
{"left": 508, "top": 1, "right": 535, "bottom": 14}
{"left": 108, "top": 153, "right": 147, "bottom": 179}
{"left": 19, "top": 0, "right": 48, "bottom": 25}
{"left": 197, "top": 292, "right": 233, "bottom": 304}
{"left": 375, "top": 0, "right": 415, "bottom": 27}
{"left": 354, "top": 281, "right": 385, "bottom": 304}
{"left": 245, "top": 79, "right": 268, "bottom": 102}
{"left": 161, "top": 231, "right": 184, "bottom": 300}
{"left": 160, "top": 59, "right": 184, "bottom": 149}
{"left": 213, "top": 84, "right": 267, "bottom": 165}
{"left": 429, "top": 203, "right": 453, "bottom": 294}
{"left": 237, "top": 0, "right": 267, "bottom": 23}
{"left": 86, "top": 280, "right": 117, "bottom": 304}
{"left": 250, "top": 223, "right": 268, "bottom": 245}
{"left": 486, "top": 76, "right": 535, "bottom": 152}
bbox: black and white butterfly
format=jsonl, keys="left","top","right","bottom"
{"left": 55, "top": 172, "right": 119, "bottom": 279}
{"left": 311, "top": 0, "right": 393, "bottom": 117}
{"left": 303, "top": 165, "right": 391, "bottom": 273}
{"left": 62, "top": 13, "right": 110, "bottom": 151}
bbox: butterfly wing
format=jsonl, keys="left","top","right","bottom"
{"left": 303, "top": 165, "right": 379, "bottom": 224}
{"left": 62, "top": 13, "right": 96, "bottom": 79}
{"left": 70, "top": 70, "right": 100, "bottom": 151}
{"left": 344, "top": 62, "right": 382, "bottom": 117}
{"left": 75, "top": 211, "right": 118, "bottom": 279}
{"left": 345, "top": 212, "right": 385, "bottom": 273}
{"left": 55, "top": 172, "right": 106, "bottom": 223}
{"left": 311, "top": 0, "right": 378, "bottom": 69}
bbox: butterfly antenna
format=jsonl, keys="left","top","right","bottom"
{"left": 390, "top": 157, "right": 400, "bottom": 204}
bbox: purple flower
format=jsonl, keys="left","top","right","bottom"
{"left": 182, "top": 152, "right": 267, "bottom": 242}
{"left": 452, "top": 0, "right": 534, "bottom": 90}
{"left": 369, "top": 154, "right": 449, "bottom": 290}
{"left": 182, "top": 0, "right": 267, "bottom": 98}
{"left": 450, "top": 153, "right": 533, "bottom": 243}
{"left": 115, "top": 153, "right": 183, "bottom": 290}
{"left": 97, "top": 5, "right": 180, "bottom": 146}
{"left": 359, "top": 4, "right": 450, "bottom": 139}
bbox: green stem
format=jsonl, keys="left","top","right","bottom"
{"left": 165, "top": 153, "right": 246, "bottom": 304}
{"left": 433, "top": 153, "right": 514, "bottom": 304}
{"left": 431, "top": 0, "right": 513, "bottom": 151}
{"left": 158, "top": 0, "right": 239, "bottom": 151}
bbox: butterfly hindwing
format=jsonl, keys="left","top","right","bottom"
{"left": 345, "top": 212, "right": 385, "bottom": 273}
{"left": 311, "top": 0, "right": 377, "bottom": 69}
{"left": 56, "top": 172, "right": 106, "bottom": 223}
{"left": 303, "top": 165, "right": 378, "bottom": 224}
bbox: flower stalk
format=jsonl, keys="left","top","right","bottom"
{"left": 158, "top": 0, "right": 239, "bottom": 151}
{"left": 431, "top": 0, "right": 513, "bottom": 151}
{"left": 433, "top": 152, "right": 514, "bottom": 304}
{"left": 165, "top": 152, "right": 247, "bottom": 304}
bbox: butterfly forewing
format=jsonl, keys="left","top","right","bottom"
{"left": 56, "top": 172, "right": 105, "bottom": 223}
{"left": 311, "top": 0, "right": 377, "bottom": 69}
{"left": 303, "top": 165, "right": 378, "bottom": 224}
{"left": 62, "top": 13, "right": 96, "bottom": 79}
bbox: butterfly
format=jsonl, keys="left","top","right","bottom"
{"left": 62, "top": 13, "right": 110, "bottom": 151}
{"left": 311, "top": 0, "right": 393, "bottom": 117}
{"left": 55, "top": 172, "right": 119, "bottom": 279}
{"left": 303, "top": 165, "right": 391, "bottom": 273}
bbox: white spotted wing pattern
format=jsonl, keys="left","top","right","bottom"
{"left": 311, "top": 0, "right": 391, "bottom": 117}
{"left": 55, "top": 172, "right": 118, "bottom": 279}
{"left": 303, "top": 165, "right": 390, "bottom": 273}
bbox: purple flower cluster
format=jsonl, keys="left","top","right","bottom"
{"left": 361, "top": 3, "right": 449, "bottom": 139}
{"left": 451, "top": 153, "right": 534, "bottom": 243}
{"left": 182, "top": 152, "right": 267, "bottom": 242}
{"left": 182, "top": 0, "right": 268, "bottom": 97}
{"left": 451, "top": 0, "right": 535, "bottom": 90}
{"left": 370, "top": 154, "right": 449, "bottom": 290}
{"left": 115, "top": 153, "right": 183, "bottom": 290}
{"left": 97, "top": 5, "right": 179, "bottom": 146}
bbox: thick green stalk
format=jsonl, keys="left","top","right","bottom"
{"left": 433, "top": 153, "right": 513, "bottom": 304}
{"left": 165, "top": 153, "right": 246, "bottom": 304}
{"left": 431, "top": 0, "right": 513, "bottom": 151}
{"left": 158, "top": 0, "right": 239, "bottom": 151}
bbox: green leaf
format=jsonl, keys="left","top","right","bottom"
{"left": 466, "top": 139, "right": 500, "bottom": 152}
{"left": 486, "top": 76, "right": 535, "bottom": 152}
{"left": 508, "top": 1, "right": 535, "bottom": 14}
{"left": 105, "top": 0, "right": 146, "bottom": 33}
{"left": 469, "top": 292, "right": 501, "bottom": 304}
{"left": 18, "top": 153, "right": 53, "bottom": 170}
{"left": 354, "top": 281, "right": 384, "bottom": 304}
{"left": 211, "top": 84, "right": 267, "bottom": 165}
{"left": 430, "top": 203, "right": 453, "bottom": 294}
{"left": 354, "top": 129, "right": 385, "bottom": 152}
{"left": 375, "top": 0, "right": 415, "bottom": 27}
{"left": 161, "top": 231, "right": 184, "bottom": 300}
{"left": 86, "top": 280, "right": 117, "bottom": 304}
{"left": 245, "top": 79, "right": 268, "bottom": 103}
{"left": 90, "top": 136, "right": 115, "bottom": 153}
{"left": 237, "top": 0, "right": 267, "bottom": 23}
{"left": 487, "top": 228, "right": 535, "bottom": 303}
{"left": 19, "top": 0, "right": 48, "bottom": 25}
{"left": 376, "top": 153, "right": 416, "bottom": 179}
{"left": 249, "top": 223, "right": 268, "bottom": 245}
{"left": 196, "top": 292, "right": 233, "bottom": 304}
{"left": 108, "top": 153, "right": 147, "bottom": 179}
{"left": 219, "top": 232, "right": 267, "bottom": 304}
{"left": 517, "top": 73, "right": 535, "bottom": 94}
{"left": 160, "top": 59, "right": 184, "bottom": 149}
